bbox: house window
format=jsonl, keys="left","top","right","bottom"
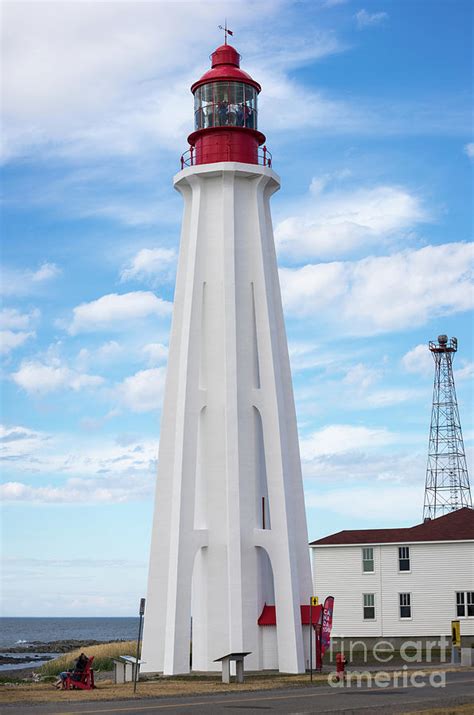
{"left": 456, "top": 591, "right": 474, "bottom": 617}
{"left": 362, "top": 547, "right": 374, "bottom": 572}
{"left": 398, "top": 546, "right": 410, "bottom": 571}
{"left": 399, "top": 593, "right": 411, "bottom": 619}
{"left": 363, "top": 593, "right": 375, "bottom": 620}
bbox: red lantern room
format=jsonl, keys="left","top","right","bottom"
{"left": 181, "top": 42, "right": 271, "bottom": 168}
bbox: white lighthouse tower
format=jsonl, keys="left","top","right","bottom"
{"left": 142, "top": 39, "right": 313, "bottom": 675}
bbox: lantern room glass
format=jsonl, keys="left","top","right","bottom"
{"left": 194, "top": 82, "right": 258, "bottom": 130}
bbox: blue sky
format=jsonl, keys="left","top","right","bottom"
{"left": 1, "top": 0, "right": 472, "bottom": 617}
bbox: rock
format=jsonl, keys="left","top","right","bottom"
{"left": 0, "top": 655, "right": 54, "bottom": 666}
{"left": 7, "top": 639, "right": 124, "bottom": 654}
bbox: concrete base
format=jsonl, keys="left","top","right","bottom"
{"left": 113, "top": 660, "right": 136, "bottom": 684}
{"left": 451, "top": 647, "right": 460, "bottom": 664}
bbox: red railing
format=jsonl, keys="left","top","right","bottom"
{"left": 180, "top": 145, "right": 272, "bottom": 169}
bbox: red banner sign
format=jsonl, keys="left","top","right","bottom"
{"left": 320, "top": 595, "right": 334, "bottom": 657}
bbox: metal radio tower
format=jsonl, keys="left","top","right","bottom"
{"left": 423, "top": 335, "right": 472, "bottom": 520}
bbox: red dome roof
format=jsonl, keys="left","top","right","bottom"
{"left": 190, "top": 43, "right": 261, "bottom": 94}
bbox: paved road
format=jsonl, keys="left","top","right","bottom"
{"left": 4, "top": 671, "right": 474, "bottom": 715}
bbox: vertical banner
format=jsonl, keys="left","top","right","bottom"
{"left": 320, "top": 595, "right": 335, "bottom": 658}
{"left": 451, "top": 620, "right": 461, "bottom": 648}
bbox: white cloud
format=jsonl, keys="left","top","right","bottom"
{"left": 0, "top": 330, "right": 35, "bottom": 355}
{"left": 142, "top": 343, "right": 168, "bottom": 365}
{"left": 355, "top": 9, "right": 389, "bottom": 29}
{"left": 1, "top": 426, "right": 158, "bottom": 505}
{"left": 253, "top": 31, "right": 347, "bottom": 75}
{"left": 116, "top": 367, "right": 166, "bottom": 412}
{"left": 299, "top": 425, "right": 427, "bottom": 489}
{"left": 0, "top": 425, "right": 49, "bottom": 459}
{"left": 1, "top": 263, "right": 61, "bottom": 296}
{"left": 280, "top": 242, "right": 473, "bottom": 334}
{"left": 275, "top": 182, "right": 426, "bottom": 260}
{"left": 402, "top": 342, "right": 473, "bottom": 382}
{"left": 455, "top": 362, "right": 474, "bottom": 382}
{"left": 402, "top": 344, "right": 433, "bottom": 376}
{"left": 259, "top": 72, "right": 366, "bottom": 134}
{"left": 120, "top": 248, "right": 176, "bottom": 284}
{"left": 289, "top": 341, "right": 341, "bottom": 373}
{"left": 11, "top": 359, "right": 104, "bottom": 395}
{"left": 0, "top": 479, "right": 150, "bottom": 504}
{"left": 300, "top": 424, "right": 395, "bottom": 460}
{"left": 0, "top": 308, "right": 40, "bottom": 355}
{"left": 302, "top": 442, "right": 426, "bottom": 484}
{"left": 365, "top": 387, "right": 424, "bottom": 407}
{"left": 343, "top": 363, "right": 381, "bottom": 390}
{"left": 307, "top": 485, "right": 421, "bottom": 521}
{"left": 31, "top": 262, "right": 61, "bottom": 282}
{"left": 0, "top": 307, "right": 39, "bottom": 330}
{"left": 68, "top": 291, "right": 172, "bottom": 334}
{"left": 464, "top": 142, "right": 474, "bottom": 159}
{"left": 76, "top": 340, "right": 124, "bottom": 370}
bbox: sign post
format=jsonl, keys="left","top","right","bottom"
{"left": 316, "top": 621, "right": 322, "bottom": 672}
{"left": 309, "top": 596, "right": 318, "bottom": 681}
{"left": 451, "top": 619, "right": 461, "bottom": 664}
{"left": 133, "top": 598, "right": 146, "bottom": 694}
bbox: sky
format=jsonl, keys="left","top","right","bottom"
{"left": 1, "top": 0, "right": 473, "bottom": 617}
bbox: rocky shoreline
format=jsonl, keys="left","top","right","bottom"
{"left": 6, "top": 639, "right": 120, "bottom": 654}
{"left": 0, "top": 654, "right": 55, "bottom": 666}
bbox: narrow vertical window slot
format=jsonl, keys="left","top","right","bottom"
{"left": 251, "top": 282, "right": 261, "bottom": 389}
{"left": 254, "top": 407, "right": 270, "bottom": 529}
{"left": 199, "top": 282, "right": 207, "bottom": 389}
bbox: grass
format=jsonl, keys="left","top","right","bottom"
{"left": 0, "top": 671, "right": 328, "bottom": 705}
{"left": 38, "top": 640, "right": 138, "bottom": 675}
{"left": 0, "top": 675, "right": 26, "bottom": 684}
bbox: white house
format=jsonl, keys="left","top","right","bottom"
{"left": 310, "top": 508, "right": 474, "bottom": 646}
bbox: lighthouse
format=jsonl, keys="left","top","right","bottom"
{"left": 141, "top": 38, "right": 313, "bottom": 675}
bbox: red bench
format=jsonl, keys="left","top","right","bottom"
{"left": 63, "top": 656, "right": 95, "bottom": 690}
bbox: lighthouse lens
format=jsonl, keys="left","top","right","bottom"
{"left": 194, "top": 82, "right": 258, "bottom": 130}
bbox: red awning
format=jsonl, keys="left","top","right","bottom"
{"left": 258, "top": 603, "right": 322, "bottom": 626}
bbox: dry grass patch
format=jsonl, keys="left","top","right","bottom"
{"left": 38, "top": 641, "right": 137, "bottom": 675}
{"left": 0, "top": 673, "right": 326, "bottom": 704}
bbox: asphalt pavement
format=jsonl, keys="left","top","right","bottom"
{"left": 3, "top": 670, "right": 474, "bottom": 715}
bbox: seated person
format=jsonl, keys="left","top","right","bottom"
{"left": 55, "top": 652, "right": 88, "bottom": 689}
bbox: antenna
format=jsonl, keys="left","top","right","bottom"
{"left": 423, "top": 335, "right": 472, "bottom": 519}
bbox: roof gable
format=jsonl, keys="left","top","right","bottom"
{"left": 310, "top": 507, "right": 474, "bottom": 546}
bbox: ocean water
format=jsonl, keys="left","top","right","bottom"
{"left": 0, "top": 617, "right": 140, "bottom": 649}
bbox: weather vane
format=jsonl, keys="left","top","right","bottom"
{"left": 218, "top": 20, "right": 234, "bottom": 45}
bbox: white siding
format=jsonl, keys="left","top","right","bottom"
{"left": 259, "top": 626, "right": 316, "bottom": 670}
{"left": 311, "top": 541, "right": 474, "bottom": 637}
{"left": 261, "top": 627, "right": 278, "bottom": 669}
